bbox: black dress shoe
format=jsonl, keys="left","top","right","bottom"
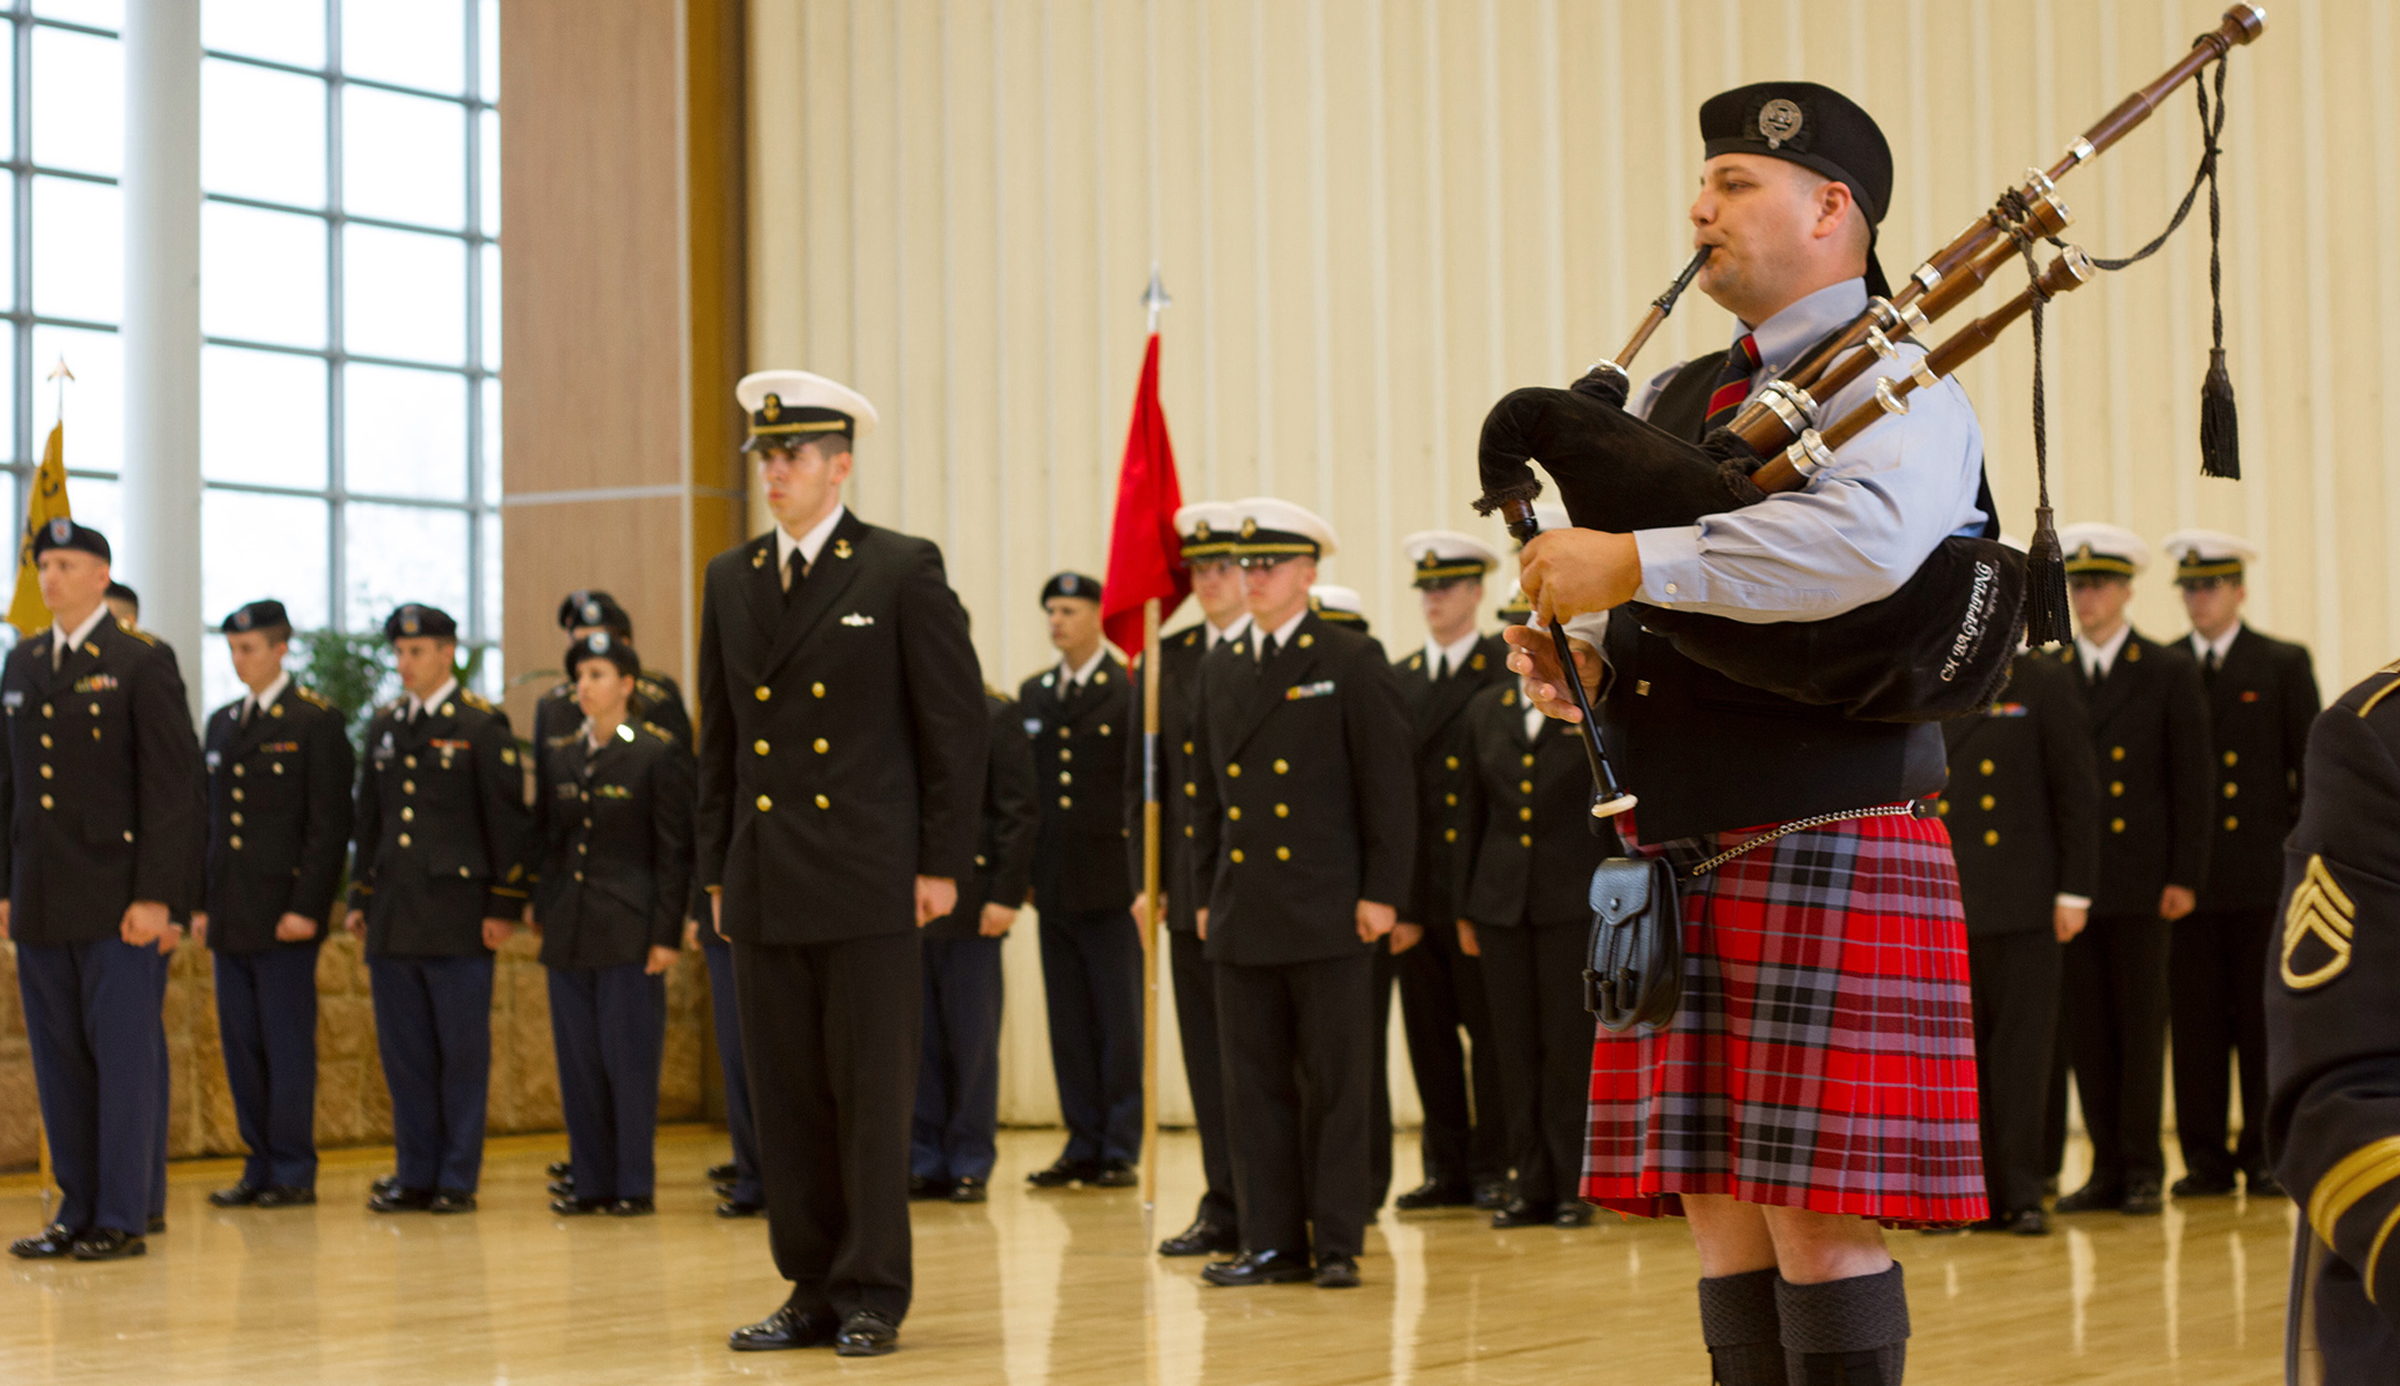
{"left": 1490, "top": 1198, "right": 1558, "bottom": 1229}
{"left": 1026, "top": 1157, "right": 1092, "bottom": 1188}
{"left": 546, "top": 1179, "right": 576, "bottom": 1197}
{"left": 2122, "top": 1180, "right": 2163, "bottom": 1216}
{"left": 368, "top": 1185, "right": 435, "bottom": 1213}
{"left": 70, "top": 1228, "right": 147, "bottom": 1261}
{"left": 371, "top": 1174, "right": 401, "bottom": 1198}
{"left": 253, "top": 1186, "right": 317, "bottom": 1209}
{"left": 2171, "top": 1172, "right": 2238, "bottom": 1198}
{"left": 1393, "top": 1179, "right": 1474, "bottom": 1211}
{"left": 2012, "top": 1207, "right": 2052, "bottom": 1236}
{"left": 1158, "top": 1217, "right": 1240, "bottom": 1257}
{"left": 1554, "top": 1203, "right": 1595, "bottom": 1228}
{"left": 1201, "top": 1249, "right": 1315, "bottom": 1287}
{"left": 429, "top": 1189, "right": 478, "bottom": 1214}
{"left": 949, "top": 1176, "right": 987, "bottom": 1204}
{"left": 2053, "top": 1182, "right": 2123, "bottom": 1214}
{"left": 835, "top": 1310, "right": 901, "bottom": 1357}
{"left": 547, "top": 1161, "right": 572, "bottom": 1179}
{"left": 2246, "top": 1169, "right": 2286, "bottom": 1199}
{"left": 727, "top": 1303, "right": 839, "bottom": 1352}
{"left": 147, "top": 1215, "right": 167, "bottom": 1234}
{"left": 1473, "top": 1178, "right": 1512, "bottom": 1211}
{"left": 713, "top": 1181, "right": 738, "bottom": 1199}
{"left": 717, "top": 1199, "right": 766, "bottom": 1219}
{"left": 9, "top": 1224, "right": 81, "bottom": 1259}
{"left": 208, "top": 1183, "right": 263, "bottom": 1208}
{"left": 1090, "top": 1160, "right": 1137, "bottom": 1188}
{"left": 1313, "top": 1254, "right": 1361, "bottom": 1288}
{"left": 908, "top": 1174, "right": 952, "bottom": 1200}
{"left": 707, "top": 1161, "right": 739, "bottom": 1182}
{"left": 608, "top": 1197, "right": 655, "bottom": 1217}
{"left": 551, "top": 1195, "right": 611, "bottom": 1215}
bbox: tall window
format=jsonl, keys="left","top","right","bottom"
{"left": 7, "top": 0, "right": 501, "bottom": 710}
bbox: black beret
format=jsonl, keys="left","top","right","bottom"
{"left": 31, "top": 518, "right": 109, "bottom": 563}
{"left": 105, "top": 581, "right": 138, "bottom": 605}
{"left": 221, "top": 599, "right": 291, "bottom": 635}
{"left": 557, "top": 589, "right": 632, "bottom": 636}
{"left": 1042, "top": 571, "right": 1103, "bottom": 606}
{"left": 564, "top": 630, "right": 640, "bottom": 678}
{"left": 383, "top": 603, "right": 458, "bottom": 642}
{"left": 1701, "top": 81, "right": 1894, "bottom": 295}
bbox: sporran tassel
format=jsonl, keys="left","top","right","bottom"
{"left": 2023, "top": 505, "right": 2072, "bottom": 648}
{"left": 2200, "top": 347, "right": 2239, "bottom": 479}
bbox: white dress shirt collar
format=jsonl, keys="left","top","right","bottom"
{"left": 1205, "top": 614, "right": 1251, "bottom": 650}
{"left": 53, "top": 604, "right": 109, "bottom": 666}
{"left": 2190, "top": 623, "right": 2243, "bottom": 666}
{"left": 407, "top": 677, "right": 461, "bottom": 720}
{"left": 776, "top": 502, "right": 849, "bottom": 575}
{"left": 1422, "top": 629, "right": 1482, "bottom": 678}
{"left": 1058, "top": 645, "right": 1108, "bottom": 689}
{"left": 246, "top": 672, "right": 291, "bottom": 717}
{"left": 1257, "top": 606, "right": 1309, "bottom": 658}
{"left": 2076, "top": 624, "right": 2134, "bottom": 680}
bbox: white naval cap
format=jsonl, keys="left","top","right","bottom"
{"left": 1400, "top": 529, "right": 1501, "bottom": 587}
{"left": 736, "top": 369, "right": 879, "bottom": 450}
{"left": 2055, "top": 521, "right": 2151, "bottom": 578}
{"left": 1174, "top": 500, "right": 1244, "bottom": 561}
{"left": 1227, "top": 497, "right": 1339, "bottom": 560}
{"left": 2160, "top": 528, "right": 2259, "bottom": 583}
{"left": 1309, "top": 584, "right": 1365, "bottom": 616}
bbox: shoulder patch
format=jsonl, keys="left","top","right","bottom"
{"left": 121, "top": 626, "right": 158, "bottom": 646}
{"left": 294, "top": 685, "right": 332, "bottom": 709}
{"left": 460, "top": 690, "right": 496, "bottom": 713}
{"left": 2282, "top": 854, "right": 2358, "bottom": 990}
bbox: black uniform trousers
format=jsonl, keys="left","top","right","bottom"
{"left": 1366, "top": 943, "right": 1395, "bottom": 1209}
{"left": 1168, "top": 930, "right": 1237, "bottom": 1226}
{"left": 547, "top": 962, "right": 666, "bottom": 1201}
{"left": 369, "top": 953, "right": 496, "bottom": 1193}
{"left": 213, "top": 942, "right": 323, "bottom": 1190}
{"left": 1474, "top": 918, "right": 1591, "bottom": 1206}
{"left": 2169, "top": 906, "right": 2274, "bottom": 1183}
{"left": 1966, "top": 929, "right": 2063, "bottom": 1216}
{"left": 2062, "top": 911, "right": 2172, "bottom": 1191}
{"left": 733, "top": 931, "right": 919, "bottom": 1324}
{"left": 17, "top": 937, "right": 169, "bottom": 1235}
{"left": 701, "top": 934, "right": 763, "bottom": 1206}
{"left": 1395, "top": 920, "right": 1504, "bottom": 1186}
{"left": 1215, "top": 951, "right": 1375, "bottom": 1260}
{"left": 1038, "top": 907, "right": 1143, "bottom": 1164}
{"left": 913, "top": 934, "right": 1004, "bottom": 1182}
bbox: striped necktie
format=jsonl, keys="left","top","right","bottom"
{"left": 1702, "top": 333, "right": 1762, "bottom": 434}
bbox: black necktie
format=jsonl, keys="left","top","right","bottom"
{"left": 784, "top": 550, "right": 804, "bottom": 602}
{"left": 1702, "top": 333, "right": 1762, "bottom": 434}
{"left": 1434, "top": 653, "right": 1452, "bottom": 682}
{"left": 1259, "top": 634, "right": 1278, "bottom": 665}
{"left": 240, "top": 701, "right": 256, "bottom": 729}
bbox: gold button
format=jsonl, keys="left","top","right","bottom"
{"left": 88, "top": 703, "right": 97, "bottom": 715}
{"left": 1060, "top": 728, "right": 1072, "bottom": 740}
{"left": 1184, "top": 782, "right": 1196, "bottom": 797}
{"left": 1230, "top": 849, "right": 1245, "bottom": 864}
{"left": 754, "top": 739, "right": 770, "bottom": 756}
{"left": 1936, "top": 800, "right": 1949, "bottom": 816}
{"left": 1444, "top": 828, "right": 1457, "bottom": 843}
{"left": 1228, "top": 763, "right": 1241, "bottom": 778}
{"left": 272, "top": 762, "right": 284, "bottom": 775}
{"left": 2110, "top": 782, "right": 2124, "bottom": 797}
{"left": 1269, "top": 845, "right": 1287, "bottom": 862}
{"left": 405, "top": 755, "right": 417, "bottom": 768}
{"left": 815, "top": 794, "right": 830, "bottom": 809}
{"left": 231, "top": 834, "right": 243, "bottom": 850}
{"left": 975, "top": 854, "right": 987, "bottom": 867}
{"left": 2224, "top": 815, "right": 2239, "bottom": 831}
{"left": 38, "top": 764, "right": 51, "bottom": 779}
{"left": 39, "top": 703, "right": 51, "bottom": 718}
{"left": 401, "top": 807, "right": 414, "bottom": 822}
{"left": 2111, "top": 746, "right": 2126, "bottom": 762}
{"left": 1979, "top": 759, "right": 1995, "bottom": 776}
{"left": 1273, "top": 759, "right": 1288, "bottom": 774}
{"left": 1059, "top": 795, "right": 1073, "bottom": 808}
{"left": 1099, "top": 724, "right": 1111, "bottom": 736}
{"left": 2111, "top": 818, "right": 2126, "bottom": 833}
{"left": 1184, "top": 825, "right": 1194, "bottom": 838}
{"left": 1519, "top": 780, "right": 1533, "bottom": 794}
{"left": 1521, "top": 754, "right": 1535, "bottom": 768}
{"left": 1445, "top": 756, "right": 1459, "bottom": 770}
{"left": 2222, "top": 782, "right": 2238, "bottom": 799}
{"left": 231, "top": 811, "right": 244, "bottom": 826}
{"left": 757, "top": 795, "right": 773, "bottom": 811}
{"left": 1059, "top": 748, "right": 1073, "bottom": 763}
{"left": 1519, "top": 834, "right": 1532, "bottom": 847}
{"left": 399, "top": 833, "right": 412, "bottom": 847}
{"left": 403, "top": 780, "right": 415, "bottom": 794}
{"left": 814, "top": 738, "right": 830, "bottom": 754}
{"left": 234, "top": 764, "right": 246, "bottom": 778}
{"left": 459, "top": 867, "right": 471, "bottom": 878}
{"left": 1228, "top": 806, "right": 1242, "bottom": 821}
{"left": 232, "top": 788, "right": 244, "bottom": 802}
{"left": 1518, "top": 807, "right": 1533, "bottom": 821}
{"left": 577, "top": 843, "right": 587, "bottom": 854}
{"left": 38, "top": 794, "right": 51, "bottom": 809}
{"left": 1274, "top": 803, "right": 1288, "bottom": 817}
{"left": 755, "top": 686, "right": 772, "bottom": 701}
{"left": 1444, "top": 792, "right": 1458, "bottom": 807}
{"left": 1059, "top": 772, "right": 1072, "bottom": 785}
{"left": 812, "top": 682, "right": 826, "bottom": 698}
{"left": 1979, "top": 795, "right": 1995, "bottom": 811}
{"left": 1983, "top": 829, "right": 1999, "bottom": 847}
{"left": 37, "top": 734, "right": 48, "bottom": 748}
{"left": 2223, "top": 751, "right": 2238, "bottom": 767}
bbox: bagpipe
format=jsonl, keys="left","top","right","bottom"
{"left": 1482, "top": 4, "right": 2266, "bottom": 816}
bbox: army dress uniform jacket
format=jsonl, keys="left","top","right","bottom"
{"left": 1394, "top": 633, "right": 1511, "bottom": 926}
{"left": 531, "top": 721, "right": 694, "bottom": 970}
{"left": 1453, "top": 683, "right": 1611, "bottom": 929}
{"left": 201, "top": 683, "right": 355, "bottom": 952}
{"left": 1940, "top": 652, "right": 2101, "bottom": 934}
{"left": 693, "top": 510, "right": 988, "bottom": 944}
{"left": 530, "top": 670, "right": 691, "bottom": 812}
{"left": 0, "top": 615, "right": 203, "bottom": 940}
{"left": 348, "top": 689, "right": 533, "bottom": 956}
{"left": 2193, "top": 626, "right": 2319, "bottom": 912}
{"left": 2265, "top": 661, "right": 2400, "bottom": 1381}
{"left": 926, "top": 693, "right": 1039, "bottom": 940}
{"left": 2065, "top": 631, "right": 2214, "bottom": 916}
{"left": 1018, "top": 653, "right": 1134, "bottom": 915}
{"left": 1189, "top": 612, "right": 1415, "bottom": 967}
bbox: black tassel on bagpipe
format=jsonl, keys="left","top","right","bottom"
{"left": 2197, "top": 60, "right": 2239, "bottom": 480}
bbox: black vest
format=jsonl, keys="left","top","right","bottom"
{"left": 1603, "top": 350, "right": 1947, "bottom": 841}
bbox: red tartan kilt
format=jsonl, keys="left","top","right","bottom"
{"left": 1581, "top": 808, "right": 1986, "bottom": 1228}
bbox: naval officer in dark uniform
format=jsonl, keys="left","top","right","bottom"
{"left": 2051, "top": 523, "right": 2213, "bottom": 1218}
{"left": 700, "top": 370, "right": 986, "bottom": 1358}
{"left": 347, "top": 602, "right": 533, "bottom": 1214}
{"left": 1131, "top": 501, "right": 1251, "bottom": 1256}
{"left": 2160, "top": 530, "right": 2318, "bottom": 1200}
{"left": 195, "top": 600, "right": 355, "bottom": 1210}
{"left": 3, "top": 521, "right": 202, "bottom": 1263}
{"left": 1189, "top": 498, "right": 1414, "bottom": 1291}
{"left": 2265, "top": 656, "right": 2400, "bottom": 1383}
{"left": 1019, "top": 571, "right": 1143, "bottom": 1189}
{"left": 1389, "top": 529, "right": 1511, "bottom": 1212}
{"left": 1939, "top": 645, "right": 2098, "bottom": 1235}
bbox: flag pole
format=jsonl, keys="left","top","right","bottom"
{"left": 1136, "top": 265, "right": 1171, "bottom": 1231}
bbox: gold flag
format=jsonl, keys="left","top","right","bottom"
{"left": 8, "top": 422, "right": 72, "bottom": 637}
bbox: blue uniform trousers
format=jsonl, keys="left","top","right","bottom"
{"left": 150, "top": 1010, "right": 169, "bottom": 1219}
{"left": 1037, "top": 906, "right": 1143, "bottom": 1163}
{"left": 368, "top": 954, "right": 494, "bottom": 1193}
{"left": 214, "top": 944, "right": 323, "bottom": 1190}
{"left": 702, "top": 934, "right": 763, "bottom": 1204}
{"left": 547, "top": 962, "right": 665, "bottom": 1201}
{"left": 17, "top": 938, "right": 169, "bottom": 1235}
{"left": 912, "top": 935, "right": 1004, "bottom": 1181}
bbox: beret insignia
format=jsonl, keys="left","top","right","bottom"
{"left": 1758, "top": 98, "right": 1804, "bottom": 149}
{"left": 47, "top": 518, "right": 70, "bottom": 545}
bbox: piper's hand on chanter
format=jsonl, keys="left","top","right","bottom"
{"left": 1502, "top": 625, "right": 1604, "bottom": 724}
{"left": 1518, "top": 528, "right": 1641, "bottom": 625}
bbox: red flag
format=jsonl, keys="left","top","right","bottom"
{"left": 1101, "top": 332, "right": 1187, "bottom": 655}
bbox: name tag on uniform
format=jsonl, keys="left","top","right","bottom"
{"left": 72, "top": 673, "right": 118, "bottom": 693}
{"left": 1285, "top": 680, "right": 1336, "bottom": 701}
{"left": 841, "top": 612, "right": 875, "bottom": 627}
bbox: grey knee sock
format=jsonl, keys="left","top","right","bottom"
{"left": 1697, "top": 1269, "right": 1786, "bottom": 1386}
{"left": 1776, "top": 1263, "right": 1910, "bottom": 1385}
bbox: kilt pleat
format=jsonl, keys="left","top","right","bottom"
{"left": 1580, "top": 808, "right": 1987, "bottom": 1228}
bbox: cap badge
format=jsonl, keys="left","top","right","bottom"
{"left": 1060, "top": 575, "right": 1079, "bottom": 594}
{"left": 233, "top": 609, "right": 253, "bottom": 631}
{"left": 1240, "top": 517, "right": 1258, "bottom": 539}
{"left": 1194, "top": 521, "right": 1212, "bottom": 541}
{"left": 2074, "top": 544, "right": 2093, "bottom": 562}
{"left": 762, "top": 393, "right": 782, "bottom": 422}
{"left": 47, "top": 518, "right": 70, "bottom": 545}
{"left": 1758, "top": 98, "right": 1804, "bottom": 149}
{"left": 401, "top": 611, "right": 422, "bottom": 635}
{"left": 590, "top": 631, "right": 611, "bottom": 652}
{"left": 581, "top": 599, "right": 602, "bottom": 624}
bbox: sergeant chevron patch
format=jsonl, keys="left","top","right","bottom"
{"left": 2282, "top": 853, "right": 2358, "bottom": 990}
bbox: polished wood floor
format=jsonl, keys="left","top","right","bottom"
{"left": 0, "top": 1125, "right": 2293, "bottom": 1383}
